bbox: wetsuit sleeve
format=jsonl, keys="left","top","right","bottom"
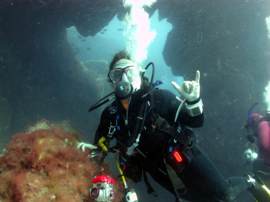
{"left": 93, "top": 108, "right": 111, "bottom": 144}
{"left": 153, "top": 89, "right": 204, "bottom": 128}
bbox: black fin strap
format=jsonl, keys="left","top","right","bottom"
{"left": 143, "top": 170, "right": 157, "bottom": 196}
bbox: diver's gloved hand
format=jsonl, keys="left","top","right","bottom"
{"left": 246, "top": 174, "right": 256, "bottom": 186}
{"left": 77, "top": 142, "right": 97, "bottom": 152}
{"left": 244, "top": 148, "right": 258, "bottom": 162}
{"left": 172, "top": 70, "right": 203, "bottom": 116}
{"left": 171, "top": 70, "right": 201, "bottom": 102}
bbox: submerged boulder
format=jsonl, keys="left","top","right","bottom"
{"left": 0, "top": 123, "right": 123, "bottom": 202}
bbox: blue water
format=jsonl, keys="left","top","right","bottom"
{"left": 66, "top": 10, "right": 183, "bottom": 94}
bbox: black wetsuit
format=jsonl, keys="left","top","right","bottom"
{"left": 94, "top": 87, "right": 229, "bottom": 202}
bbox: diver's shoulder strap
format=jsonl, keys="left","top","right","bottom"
{"left": 126, "top": 99, "right": 150, "bottom": 156}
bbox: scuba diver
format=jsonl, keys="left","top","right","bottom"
{"left": 245, "top": 109, "right": 270, "bottom": 201}
{"left": 79, "top": 51, "right": 250, "bottom": 202}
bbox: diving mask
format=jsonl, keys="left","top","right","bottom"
{"left": 109, "top": 59, "right": 142, "bottom": 99}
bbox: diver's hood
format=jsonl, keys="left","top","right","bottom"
{"left": 113, "top": 58, "right": 139, "bottom": 69}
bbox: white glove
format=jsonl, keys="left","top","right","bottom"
{"left": 246, "top": 175, "right": 256, "bottom": 186}
{"left": 77, "top": 142, "right": 97, "bottom": 152}
{"left": 171, "top": 70, "right": 200, "bottom": 102}
{"left": 172, "top": 70, "right": 202, "bottom": 117}
{"left": 244, "top": 148, "right": 258, "bottom": 162}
